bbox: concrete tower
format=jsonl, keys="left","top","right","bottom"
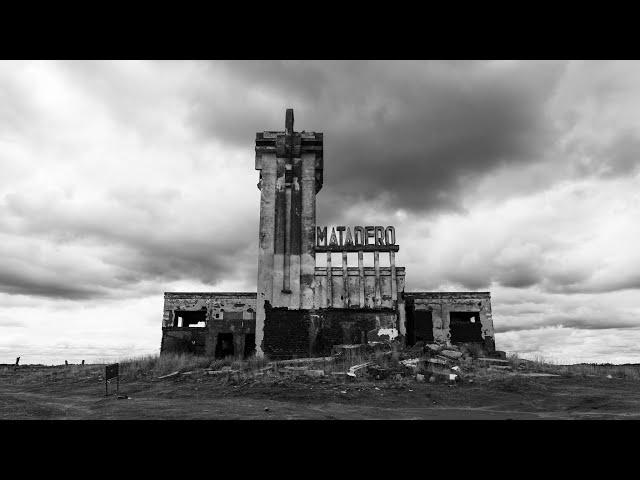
{"left": 254, "top": 109, "right": 324, "bottom": 356}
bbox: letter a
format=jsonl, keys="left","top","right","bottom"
{"left": 344, "top": 227, "right": 354, "bottom": 247}
{"left": 329, "top": 227, "right": 339, "bottom": 246}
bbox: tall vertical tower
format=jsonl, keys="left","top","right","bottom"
{"left": 254, "top": 109, "right": 323, "bottom": 356}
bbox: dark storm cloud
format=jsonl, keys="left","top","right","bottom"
{"left": 494, "top": 314, "right": 640, "bottom": 333}
{"left": 189, "top": 61, "right": 568, "bottom": 219}
{"left": 0, "top": 270, "right": 103, "bottom": 300}
{"left": 0, "top": 189, "right": 258, "bottom": 300}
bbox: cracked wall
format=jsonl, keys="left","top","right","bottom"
{"left": 403, "top": 292, "right": 495, "bottom": 351}
{"left": 161, "top": 292, "right": 257, "bottom": 357}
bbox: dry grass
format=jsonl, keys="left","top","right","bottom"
{"left": 5, "top": 349, "right": 639, "bottom": 385}
{"left": 505, "top": 353, "right": 640, "bottom": 380}
{"left": 120, "top": 353, "right": 218, "bottom": 378}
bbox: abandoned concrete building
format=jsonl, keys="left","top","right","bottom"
{"left": 161, "top": 109, "right": 496, "bottom": 359}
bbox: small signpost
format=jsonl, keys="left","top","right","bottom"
{"left": 105, "top": 363, "right": 119, "bottom": 396}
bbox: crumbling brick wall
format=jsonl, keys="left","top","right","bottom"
{"left": 263, "top": 303, "right": 398, "bottom": 359}
{"left": 403, "top": 292, "right": 495, "bottom": 351}
{"left": 161, "top": 292, "right": 257, "bottom": 357}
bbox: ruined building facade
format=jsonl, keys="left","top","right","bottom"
{"left": 161, "top": 110, "right": 496, "bottom": 358}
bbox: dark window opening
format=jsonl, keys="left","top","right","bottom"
{"left": 244, "top": 333, "right": 256, "bottom": 358}
{"left": 173, "top": 310, "right": 206, "bottom": 328}
{"left": 215, "top": 333, "right": 235, "bottom": 359}
{"left": 414, "top": 310, "right": 434, "bottom": 343}
{"left": 449, "top": 312, "right": 483, "bottom": 343}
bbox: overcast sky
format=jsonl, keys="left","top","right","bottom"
{"left": 2, "top": 60, "right": 640, "bottom": 365}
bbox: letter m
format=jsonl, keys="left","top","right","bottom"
{"left": 316, "top": 226, "right": 327, "bottom": 247}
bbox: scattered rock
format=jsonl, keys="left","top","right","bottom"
{"left": 347, "top": 362, "right": 374, "bottom": 378}
{"left": 440, "top": 350, "right": 463, "bottom": 360}
{"left": 426, "top": 358, "right": 447, "bottom": 365}
{"left": 429, "top": 375, "right": 436, "bottom": 383}
{"left": 425, "top": 344, "right": 442, "bottom": 353}
{"left": 264, "top": 407, "right": 269, "bottom": 412}
{"left": 416, "top": 374, "right": 425, "bottom": 382}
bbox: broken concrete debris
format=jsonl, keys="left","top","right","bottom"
{"left": 440, "top": 350, "right": 463, "bottom": 360}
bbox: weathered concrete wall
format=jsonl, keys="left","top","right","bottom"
{"left": 403, "top": 292, "right": 494, "bottom": 350}
{"left": 254, "top": 116, "right": 323, "bottom": 357}
{"left": 313, "top": 266, "right": 405, "bottom": 309}
{"left": 161, "top": 292, "right": 256, "bottom": 357}
{"left": 263, "top": 303, "right": 398, "bottom": 359}
{"left": 255, "top": 152, "right": 277, "bottom": 357}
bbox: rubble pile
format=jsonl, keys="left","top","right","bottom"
{"left": 202, "top": 340, "right": 513, "bottom": 385}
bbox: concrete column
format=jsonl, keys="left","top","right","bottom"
{"left": 358, "top": 250, "right": 365, "bottom": 307}
{"left": 397, "top": 300, "right": 407, "bottom": 337}
{"left": 374, "top": 250, "right": 380, "bottom": 308}
{"left": 300, "top": 154, "right": 316, "bottom": 309}
{"left": 272, "top": 157, "right": 286, "bottom": 307}
{"left": 390, "top": 251, "right": 397, "bottom": 302}
{"left": 283, "top": 185, "right": 292, "bottom": 293}
{"left": 326, "top": 252, "right": 333, "bottom": 307}
{"left": 255, "top": 153, "right": 277, "bottom": 357}
{"left": 342, "top": 251, "right": 349, "bottom": 308}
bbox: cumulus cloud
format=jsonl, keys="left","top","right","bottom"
{"left": 188, "top": 60, "right": 568, "bottom": 217}
{"left": 1, "top": 60, "right": 640, "bottom": 364}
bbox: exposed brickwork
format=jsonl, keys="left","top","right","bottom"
{"left": 403, "top": 292, "right": 495, "bottom": 350}
{"left": 263, "top": 303, "right": 398, "bottom": 359}
{"left": 161, "top": 292, "right": 256, "bottom": 357}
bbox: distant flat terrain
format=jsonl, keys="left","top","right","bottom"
{"left": 2, "top": 364, "right": 639, "bottom": 420}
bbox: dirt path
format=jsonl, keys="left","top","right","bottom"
{"left": 3, "top": 372, "right": 639, "bottom": 419}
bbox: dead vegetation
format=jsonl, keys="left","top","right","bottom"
{"left": 3, "top": 347, "right": 640, "bottom": 420}
{"left": 4, "top": 345, "right": 638, "bottom": 389}
{"left": 112, "top": 342, "right": 640, "bottom": 386}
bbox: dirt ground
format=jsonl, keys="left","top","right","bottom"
{"left": 2, "top": 365, "right": 640, "bottom": 419}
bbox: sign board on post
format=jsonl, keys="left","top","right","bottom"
{"left": 105, "top": 363, "right": 119, "bottom": 396}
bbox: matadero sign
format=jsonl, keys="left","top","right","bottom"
{"left": 315, "top": 226, "right": 398, "bottom": 252}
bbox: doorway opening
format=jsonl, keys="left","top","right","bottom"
{"left": 414, "top": 310, "right": 434, "bottom": 343}
{"left": 244, "top": 333, "right": 256, "bottom": 358}
{"left": 215, "top": 333, "right": 235, "bottom": 358}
